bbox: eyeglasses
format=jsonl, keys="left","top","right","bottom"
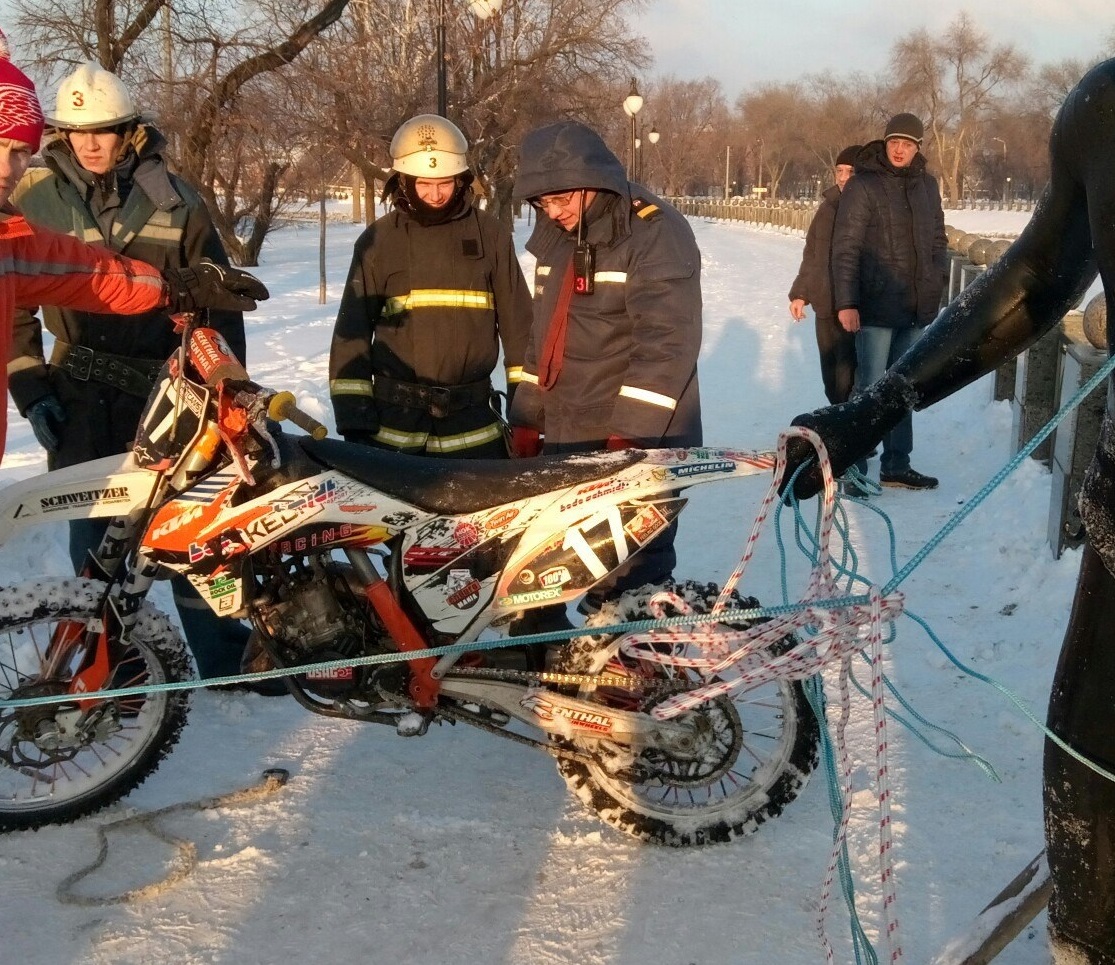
{"left": 532, "top": 191, "right": 579, "bottom": 213}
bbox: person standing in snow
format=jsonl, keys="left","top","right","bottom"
{"left": 830, "top": 113, "right": 947, "bottom": 491}
{"left": 783, "top": 59, "right": 1115, "bottom": 965}
{"left": 9, "top": 60, "right": 265, "bottom": 687}
{"left": 329, "top": 114, "right": 532, "bottom": 458}
{"left": 508, "top": 120, "right": 703, "bottom": 615}
{"left": 789, "top": 144, "right": 861, "bottom": 407}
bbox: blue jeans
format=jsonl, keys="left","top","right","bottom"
{"left": 854, "top": 325, "right": 924, "bottom": 475}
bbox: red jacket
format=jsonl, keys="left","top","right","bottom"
{"left": 0, "top": 211, "right": 166, "bottom": 459}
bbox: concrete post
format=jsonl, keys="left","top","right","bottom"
{"left": 1048, "top": 330, "right": 1107, "bottom": 557}
{"left": 1011, "top": 324, "right": 1064, "bottom": 465}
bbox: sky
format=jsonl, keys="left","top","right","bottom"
{"left": 0, "top": 204, "right": 1090, "bottom": 964}
{"left": 641, "top": 0, "right": 1115, "bottom": 99}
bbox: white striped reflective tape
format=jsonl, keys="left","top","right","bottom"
{"left": 618, "top": 385, "right": 677, "bottom": 410}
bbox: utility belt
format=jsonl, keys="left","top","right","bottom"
{"left": 372, "top": 375, "right": 492, "bottom": 418}
{"left": 52, "top": 340, "right": 164, "bottom": 398}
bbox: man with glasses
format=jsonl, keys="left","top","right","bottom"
{"left": 330, "top": 114, "right": 532, "bottom": 459}
{"left": 509, "top": 120, "right": 703, "bottom": 614}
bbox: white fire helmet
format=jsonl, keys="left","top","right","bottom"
{"left": 389, "top": 114, "right": 469, "bottom": 177}
{"left": 48, "top": 62, "right": 139, "bottom": 131}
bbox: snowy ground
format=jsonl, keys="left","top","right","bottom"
{"left": 0, "top": 203, "right": 1090, "bottom": 965}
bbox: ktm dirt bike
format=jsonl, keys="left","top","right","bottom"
{"left": 0, "top": 318, "right": 819, "bottom": 845}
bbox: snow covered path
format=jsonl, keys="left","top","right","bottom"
{"left": 0, "top": 208, "right": 1079, "bottom": 965}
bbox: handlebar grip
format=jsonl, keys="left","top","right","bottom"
{"left": 268, "top": 391, "right": 328, "bottom": 440}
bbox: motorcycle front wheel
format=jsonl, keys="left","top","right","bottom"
{"left": 553, "top": 580, "right": 819, "bottom": 846}
{"left": 0, "top": 578, "right": 191, "bottom": 832}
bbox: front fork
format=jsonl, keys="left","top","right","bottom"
{"left": 45, "top": 515, "right": 160, "bottom": 705}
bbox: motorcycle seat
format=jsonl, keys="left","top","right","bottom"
{"left": 298, "top": 437, "right": 646, "bottom": 516}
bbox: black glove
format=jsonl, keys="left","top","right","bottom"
{"left": 25, "top": 394, "right": 66, "bottom": 453}
{"left": 163, "top": 259, "right": 270, "bottom": 313}
{"left": 782, "top": 371, "right": 919, "bottom": 500}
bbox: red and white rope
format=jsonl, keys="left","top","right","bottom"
{"left": 619, "top": 427, "right": 905, "bottom": 962}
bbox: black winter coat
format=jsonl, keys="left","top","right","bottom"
{"left": 509, "top": 121, "right": 702, "bottom": 451}
{"left": 831, "top": 141, "right": 947, "bottom": 329}
{"left": 328, "top": 197, "right": 532, "bottom": 439}
{"left": 789, "top": 184, "right": 841, "bottom": 318}
{"left": 9, "top": 127, "right": 246, "bottom": 467}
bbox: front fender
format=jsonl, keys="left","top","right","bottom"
{"left": 0, "top": 453, "right": 157, "bottom": 548}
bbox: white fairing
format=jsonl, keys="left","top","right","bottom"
{"left": 0, "top": 453, "right": 157, "bottom": 547}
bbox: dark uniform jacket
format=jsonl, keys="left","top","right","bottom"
{"left": 329, "top": 195, "right": 532, "bottom": 455}
{"left": 9, "top": 126, "right": 246, "bottom": 468}
{"left": 789, "top": 184, "right": 841, "bottom": 319}
{"left": 831, "top": 140, "right": 947, "bottom": 330}
{"left": 509, "top": 121, "right": 702, "bottom": 451}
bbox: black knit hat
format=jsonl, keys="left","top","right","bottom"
{"left": 884, "top": 113, "right": 923, "bottom": 144}
{"left": 835, "top": 144, "right": 862, "bottom": 166}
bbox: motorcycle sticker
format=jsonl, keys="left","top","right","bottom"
{"left": 446, "top": 569, "right": 482, "bottom": 610}
{"left": 669, "top": 460, "right": 735, "bottom": 479}
{"left": 38, "top": 485, "right": 132, "bottom": 515}
{"left": 538, "top": 566, "right": 571, "bottom": 589}
{"left": 520, "top": 692, "right": 614, "bottom": 735}
{"left": 499, "top": 499, "right": 686, "bottom": 606}
{"left": 483, "top": 507, "right": 519, "bottom": 531}
{"left": 624, "top": 505, "right": 668, "bottom": 546}
{"left": 277, "top": 523, "right": 389, "bottom": 555}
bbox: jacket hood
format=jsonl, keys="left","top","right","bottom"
{"left": 855, "top": 138, "right": 928, "bottom": 177}
{"left": 513, "top": 121, "right": 628, "bottom": 201}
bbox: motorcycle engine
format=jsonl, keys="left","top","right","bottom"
{"left": 255, "top": 558, "right": 378, "bottom": 698}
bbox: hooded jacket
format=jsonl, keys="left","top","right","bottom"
{"left": 830, "top": 140, "right": 947, "bottom": 329}
{"left": 508, "top": 121, "right": 702, "bottom": 450}
{"left": 9, "top": 124, "right": 246, "bottom": 465}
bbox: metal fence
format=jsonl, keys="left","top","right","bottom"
{"left": 668, "top": 196, "right": 1035, "bottom": 237}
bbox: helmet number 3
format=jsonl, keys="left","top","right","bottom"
{"left": 70, "top": 90, "right": 85, "bottom": 108}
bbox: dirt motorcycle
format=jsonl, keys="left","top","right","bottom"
{"left": 0, "top": 318, "right": 819, "bottom": 845}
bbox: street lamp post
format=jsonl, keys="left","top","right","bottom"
{"left": 436, "top": 0, "right": 503, "bottom": 117}
{"left": 623, "top": 78, "right": 644, "bottom": 180}
{"left": 992, "top": 136, "right": 1008, "bottom": 202}
{"left": 647, "top": 125, "right": 659, "bottom": 190}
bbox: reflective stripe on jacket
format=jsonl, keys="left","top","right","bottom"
{"left": 329, "top": 202, "right": 532, "bottom": 438}
{"left": 510, "top": 189, "right": 703, "bottom": 449}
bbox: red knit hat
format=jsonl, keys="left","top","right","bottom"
{"left": 0, "top": 29, "right": 44, "bottom": 152}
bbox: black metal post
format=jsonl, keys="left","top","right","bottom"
{"left": 629, "top": 113, "right": 636, "bottom": 180}
{"left": 436, "top": 0, "right": 448, "bottom": 117}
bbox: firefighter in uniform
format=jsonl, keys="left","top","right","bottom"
{"left": 329, "top": 114, "right": 532, "bottom": 458}
{"left": 508, "top": 119, "right": 703, "bottom": 607}
{"left": 9, "top": 62, "right": 260, "bottom": 685}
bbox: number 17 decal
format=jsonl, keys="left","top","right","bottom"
{"left": 562, "top": 507, "right": 628, "bottom": 580}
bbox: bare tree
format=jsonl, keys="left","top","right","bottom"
{"left": 297, "top": 0, "right": 647, "bottom": 226}
{"left": 888, "top": 13, "right": 1028, "bottom": 202}
{"left": 634, "top": 76, "right": 727, "bottom": 196}
{"left": 13, "top": 0, "right": 351, "bottom": 264}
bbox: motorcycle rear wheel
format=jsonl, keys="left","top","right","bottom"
{"left": 554, "top": 580, "right": 819, "bottom": 846}
{"left": 0, "top": 578, "right": 191, "bottom": 832}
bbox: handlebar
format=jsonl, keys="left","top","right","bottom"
{"left": 267, "top": 391, "right": 328, "bottom": 440}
